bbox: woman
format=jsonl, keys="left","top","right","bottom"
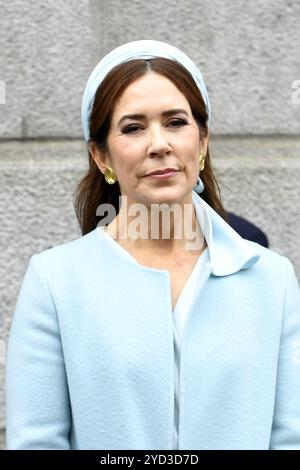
{"left": 5, "top": 40, "right": 300, "bottom": 450}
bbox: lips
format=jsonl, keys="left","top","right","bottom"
{"left": 145, "top": 168, "right": 178, "bottom": 176}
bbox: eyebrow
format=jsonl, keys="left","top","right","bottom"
{"left": 117, "top": 108, "right": 188, "bottom": 127}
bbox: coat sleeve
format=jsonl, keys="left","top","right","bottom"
{"left": 5, "top": 254, "right": 71, "bottom": 449}
{"left": 269, "top": 257, "right": 300, "bottom": 449}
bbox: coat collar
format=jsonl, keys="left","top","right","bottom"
{"left": 192, "top": 190, "right": 261, "bottom": 277}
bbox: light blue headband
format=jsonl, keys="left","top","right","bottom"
{"left": 81, "top": 39, "right": 211, "bottom": 143}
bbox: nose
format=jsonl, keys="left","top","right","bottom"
{"left": 147, "top": 125, "right": 172, "bottom": 157}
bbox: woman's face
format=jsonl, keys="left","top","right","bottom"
{"left": 92, "top": 71, "right": 208, "bottom": 207}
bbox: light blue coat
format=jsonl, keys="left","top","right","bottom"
{"left": 5, "top": 193, "right": 300, "bottom": 449}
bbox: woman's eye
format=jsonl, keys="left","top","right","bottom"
{"left": 168, "top": 119, "right": 187, "bottom": 127}
{"left": 122, "top": 119, "right": 187, "bottom": 134}
{"left": 122, "top": 125, "right": 141, "bottom": 134}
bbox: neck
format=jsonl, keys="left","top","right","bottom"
{"left": 104, "top": 193, "right": 206, "bottom": 255}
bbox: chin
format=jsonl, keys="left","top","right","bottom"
{"left": 142, "top": 187, "right": 188, "bottom": 206}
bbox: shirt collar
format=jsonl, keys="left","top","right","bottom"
{"left": 192, "top": 190, "right": 261, "bottom": 276}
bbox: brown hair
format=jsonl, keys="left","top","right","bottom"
{"left": 74, "top": 58, "right": 229, "bottom": 235}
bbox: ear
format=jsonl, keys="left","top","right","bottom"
{"left": 88, "top": 142, "right": 110, "bottom": 174}
{"left": 200, "top": 128, "right": 209, "bottom": 156}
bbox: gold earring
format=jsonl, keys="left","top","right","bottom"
{"left": 104, "top": 166, "right": 117, "bottom": 184}
{"left": 199, "top": 151, "right": 206, "bottom": 172}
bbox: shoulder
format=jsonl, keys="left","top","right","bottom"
{"left": 244, "top": 239, "right": 299, "bottom": 286}
{"left": 246, "top": 239, "right": 292, "bottom": 265}
{"left": 31, "top": 228, "right": 101, "bottom": 277}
